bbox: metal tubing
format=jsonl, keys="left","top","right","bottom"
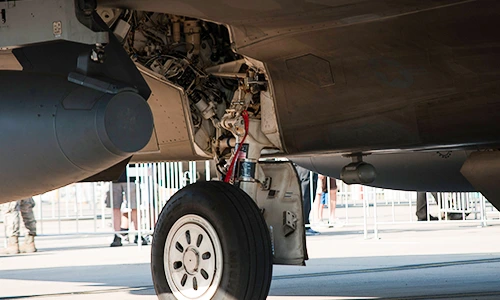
{"left": 482, "top": 195, "right": 488, "bottom": 227}
{"left": 426, "top": 192, "right": 431, "bottom": 222}
{"left": 57, "top": 189, "right": 61, "bottom": 234}
{"left": 101, "top": 183, "right": 107, "bottom": 232}
{"left": 373, "top": 191, "right": 379, "bottom": 239}
{"left": 462, "top": 193, "right": 466, "bottom": 220}
{"left": 75, "top": 185, "right": 79, "bottom": 233}
{"left": 438, "top": 193, "right": 442, "bottom": 221}
{"left": 408, "top": 191, "right": 412, "bottom": 222}
{"left": 92, "top": 183, "right": 97, "bottom": 233}
{"left": 137, "top": 164, "right": 143, "bottom": 250}
{"left": 126, "top": 164, "right": 132, "bottom": 235}
{"left": 392, "top": 194, "right": 395, "bottom": 223}
{"left": 344, "top": 188, "right": 349, "bottom": 224}
{"left": 363, "top": 193, "right": 368, "bottom": 239}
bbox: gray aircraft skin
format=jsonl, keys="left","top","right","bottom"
{"left": 1, "top": 1, "right": 499, "bottom": 299}
{"left": 2, "top": 0, "right": 498, "bottom": 206}
{"left": 97, "top": 0, "right": 500, "bottom": 206}
{"left": 101, "top": 0, "right": 500, "bottom": 152}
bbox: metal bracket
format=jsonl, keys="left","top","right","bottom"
{"left": 68, "top": 72, "right": 139, "bottom": 94}
{"left": 0, "top": 0, "right": 108, "bottom": 48}
{"left": 282, "top": 210, "right": 297, "bottom": 237}
{"left": 262, "top": 177, "right": 272, "bottom": 191}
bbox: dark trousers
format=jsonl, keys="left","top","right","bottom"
{"left": 416, "top": 192, "right": 438, "bottom": 220}
{"left": 296, "top": 166, "right": 318, "bottom": 225}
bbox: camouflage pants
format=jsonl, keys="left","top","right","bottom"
{"left": 0, "top": 198, "right": 36, "bottom": 237}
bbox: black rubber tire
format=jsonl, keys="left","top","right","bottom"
{"left": 151, "top": 181, "right": 273, "bottom": 300}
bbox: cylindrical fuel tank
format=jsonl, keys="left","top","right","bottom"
{"left": 291, "top": 151, "right": 475, "bottom": 192}
{"left": 0, "top": 71, "right": 153, "bottom": 203}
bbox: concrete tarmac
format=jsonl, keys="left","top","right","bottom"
{"left": 1, "top": 223, "right": 500, "bottom": 299}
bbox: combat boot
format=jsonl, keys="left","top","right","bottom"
{"left": 1, "top": 236, "right": 20, "bottom": 255}
{"left": 20, "top": 234, "right": 37, "bottom": 253}
{"left": 110, "top": 234, "right": 122, "bottom": 247}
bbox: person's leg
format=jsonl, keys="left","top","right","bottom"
{"left": 129, "top": 208, "right": 146, "bottom": 244}
{"left": 320, "top": 193, "right": 329, "bottom": 222}
{"left": 314, "top": 192, "right": 322, "bottom": 223}
{"left": 113, "top": 208, "right": 122, "bottom": 231}
{"left": 119, "top": 182, "right": 131, "bottom": 239}
{"left": 296, "top": 166, "right": 314, "bottom": 225}
{"left": 119, "top": 211, "right": 130, "bottom": 242}
{"left": 318, "top": 204, "right": 323, "bottom": 223}
{"left": 1, "top": 201, "right": 20, "bottom": 254}
{"left": 109, "top": 183, "right": 125, "bottom": 232}
{"left": 121, "top": 213, "right": 129, "bottom": 229}
{"left": 329, "top": 188, "right": 337, "bottom": 223}
{"left": 416, "top": 192, "right": 428, "bottom": 221}
{"left": 131, "top": 209, "right": 138, "bottom": 229}
{"left": 127, "top": 182, "right": 138, "bottom": 230}
{"left": 128, "top": 182, "right": 147, "bottom": 245}
{"left": 19, "top": 198, "right": 37, "bottom": 253}
{"left": 296, "top": 167, "right": 320, "bottom": 235}
{"left": 110, "top": 183, "right": 125, "bottom": 247}
{"left": 19, "top": 198, "right": 36, "bottom": 236}
{"left": 416, "top": 192, "right": 439, "bottom": 221}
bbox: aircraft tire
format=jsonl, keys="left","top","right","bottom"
{"left": 151, "top": 181, "right": 273, "bottom": 300}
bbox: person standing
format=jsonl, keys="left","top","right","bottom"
{"left": 106, "top": 169, "right": 147, "bottom": 247}
{"left": 416, "top": 192, "right": 439, "bottom": 221}
{"left": 314, "top": 175, "right": 338, "bottom": 225}
{"left": 1, "top": 198, "right": 37, "bottom": 254}
{"left": 295, "top": 165, "right": 320, "bottom": 236}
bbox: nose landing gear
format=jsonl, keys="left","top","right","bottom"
{"left": 151, "top": 181, "right": 272, "bottom": 300}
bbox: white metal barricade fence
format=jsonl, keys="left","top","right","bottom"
{"left": 0, "top": 161, "right": 211, "bottom": 245}
{"left": 2, "top": 163, "right": 500, "bottom": 245}
{"left": 305, "top": 172, "right": 500, "bottom": 239}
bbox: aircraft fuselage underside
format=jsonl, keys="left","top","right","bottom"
{"left": 1, "top": 1, "right": 500, "bottom": 299}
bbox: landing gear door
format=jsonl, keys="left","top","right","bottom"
{"left": 256, "top": 161, "right": 307, "bottom": 266}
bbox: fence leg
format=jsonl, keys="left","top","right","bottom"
{"left": 461, "top": 193, "right": 466, "bottom": 221}
{"left": 426, "top": 192, "right": 430, "bottom": 221}
{"left": 102, "top": 183, "right": 108, "bottom": 232}
{"left": 373, "top": 193, "right": 379, "bottom": 239}
{"left": 75, "top": 185, "right": 79, "bottom": 233}
{"left": 137, "top": 164, "right": 143, "bottom": 249}
{"left": 480, "top": 195, "right": 487, "bottom": 227}
{"left": 438, "top": 193, "right": 442, "bottom": 221}
{"left": 39, "top": 195, "right": 43, "bottom": 235}
{"left": 344, "top": 190, "right": 349, "bottom": 224}
{"left": 444, "top": 193, "right": 449, "bottom": 221}
{"left": 391, "top": 196, "right": 395, "bottom": 223}
{"left": 409, "top": 192, "right": 412, "bottom": 222}
{"left": 3, "top": 220, "right": 6, "bottom": 247}
{"left": 363, "top": 195, "right": 368, "bottom": 239}
{"left": 93, "top": 183, "right": 97, "bottom": 233}
{"left": 205, "top": 161, "right": 211, "bottom": 181}
{"left": 57, "top": 189, "right": 61, "bottom": 234}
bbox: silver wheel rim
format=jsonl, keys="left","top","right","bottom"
{"left": 164, "top": 214, "right": 223, "bottom": 300}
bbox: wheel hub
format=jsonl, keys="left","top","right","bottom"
{"left": 184, "top": 247, "right": 200, "bottom": 274}
{"left": 164, "top": 215, "right": 223, "bottom": 299}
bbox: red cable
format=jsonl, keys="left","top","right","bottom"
{"left": 224, "top": 110, "right": 249, "bottom": 183}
